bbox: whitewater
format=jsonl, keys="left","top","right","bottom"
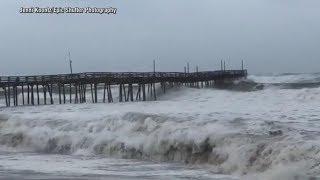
{"left": 0, "top": 73, "right": 320, "bottom": 180}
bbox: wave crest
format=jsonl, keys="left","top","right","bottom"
{"left": 0, "top": 111, "right": 319, "bottom": 177}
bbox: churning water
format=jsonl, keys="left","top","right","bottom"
{"left": 0, "top": 73, "right": 320, "bottom": 180}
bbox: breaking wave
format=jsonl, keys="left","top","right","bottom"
{"left": 0, "top": 109, "right": 319, "bottom": 179}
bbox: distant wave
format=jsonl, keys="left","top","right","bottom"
{"left": 248, "top": 73, "right": 320, "bottom": 84}
{"left": 224, "top": 73, "right": 320, "bottom": 91}
{"left": 268, "top": 82, "right": 320, "bottom": 89}
{"left": 227, "top": 80, "right": 320, "bottom": 92}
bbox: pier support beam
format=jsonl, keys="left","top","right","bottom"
{"left": 75, "top": 84, "right": 78, "bottom": 104}
{"left": 21, "top": 85, "right": 25, "bottom": 105}
{"left": 154, "top": 83, "right": 156, "bottom": 100}
{"left": 69, "top": 84, "right": 72, "bottom": 104}
{"left": 27, "top": 85, "right": 30, "bottom": 105}
{"left": 142, "top": 84, "right": 146, "bottom": 101}
{"left": 129, "top": 84, "right": 133, "bottom": 102}
{"left": 58, "top": 84, "right": 62, "bottom": 104}
{"left": 107, "top": 85, "right": 113, "bottom": 103}
{"left": 43, "top": 84, "right": 47, "bottom": 105}
{"left": 94, "top": 83, "right": 98, "bottom": 103}
{"left": 48, "top": 84, "right": 53, "bottom": 104}
{"left": 3, "top": 87, "right": 8, "bottom": 107}
{"left": 119, "top": 84, "right": 123, "bottom": 102}
{"left": 31, "top": 85, "right": 34, "bottom": 105}
{"left": 103, "top": 83, "right": 106, "bottom": 103}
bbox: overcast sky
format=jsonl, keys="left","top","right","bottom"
{"left": 0, "top": 0, "right": 319, "bottom": 75}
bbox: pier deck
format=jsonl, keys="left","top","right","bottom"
{"left": 0, "top": 70, "right": 247, "bottom": 107}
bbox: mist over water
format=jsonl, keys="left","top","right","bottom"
{"left": 0, "top": 73, "right": 320, "bottom": 180}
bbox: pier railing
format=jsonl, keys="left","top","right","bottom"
{"left": 0, "top": 70, "right": 247, "bottom": 84}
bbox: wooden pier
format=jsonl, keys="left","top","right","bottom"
{"left": 0, "top": 70, "right": 247, "bottom": 107}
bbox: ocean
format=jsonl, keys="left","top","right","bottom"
{"left": 0, "top": 73, "right": 319, "bottom": 180}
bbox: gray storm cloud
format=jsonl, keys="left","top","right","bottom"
{"left": 0, "top": 0, "right": 319, "bottom": 75}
